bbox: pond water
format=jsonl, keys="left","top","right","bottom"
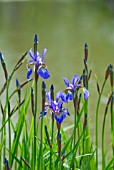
{"left": 0, "top": 0, "right": 114, "bottom": 162}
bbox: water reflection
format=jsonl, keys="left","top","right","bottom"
{"left": 0, "top": 0, "right": 114, "bottom": 156}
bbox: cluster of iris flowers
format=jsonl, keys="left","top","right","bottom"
{"left": 26, "top": 35, "right": 89, "bottom": 124}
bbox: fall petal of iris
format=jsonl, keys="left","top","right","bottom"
{"left": 38, "top": 67, "right": 50, "bottom": 79}
{"left": 27, "top": 68, "right": 32, "bottom": 79}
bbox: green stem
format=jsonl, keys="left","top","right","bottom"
{"left": 8, "top": 118, "right": 11, "bottom": 163}
{"left": 96, "top": 79, "right": 106, "bottom": 169}
{"left": 34, "top": 80, "right": 38, "bottom": 170}
{"left": 102, "top": 106, "right": 108, "bottom": 170}
{"left": 73, "top": 93, "right": 77, "bottom": 146}
{"left": 110, "top": 87, "right": 114, "bottom": 166}
{"left": 8, "top": 101, "right": 11, "bottom": 165}
{"left": 6, "top": 80, "right": 12, "bottom": 165}
{"left": 40, "top": 111, "right": 44, "bottom": 170}
{"left": 50, "top": 113, "right": 54, "bottom": 169}
{"left": 72, "top": 93, "right": 77, "bottom": 170}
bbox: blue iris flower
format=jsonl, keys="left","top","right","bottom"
{"left": 63, "top": 74, "right": 89, "bottom": 100}
{"left": 39, "top": 91, "right": 70, "bottom": 124}
{"left": 27, "top": 48, "right": 50, "bottom": 80}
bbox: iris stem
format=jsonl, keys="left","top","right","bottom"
{"left": 110, "top": 88, "right": 114, "bottom": 167}
{"left": 33, "top": 35, "right": 38, "bottom": 170}
{"left": 40, "top": 111, "right": 44, "bottom": 170}
{"left": 73, "top": 93, "right": 77, "bottom": 146}
{"left": 6, "top": 79, "right": 12, "bottom": 165}
{"left": 96, "top": 79, "right": 106, "bottom": 169}
{"left": 102, "top": 105, "right": 108, "bottom": 170}
{"left": 51, "top": 113, "right": 54, "bottom": 169}
{"left": 34, "top": 79, "right": 38, "bottom": 170}
{"left": 72, "top": 93, "right": 78, "bottom": 170}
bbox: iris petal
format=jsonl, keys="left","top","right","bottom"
{"left": 60, "top": 91, "right": 68, "bottom": 103}
{"left": 29, "top": 49, "right": 35, "bottom": 60}
{"left": 63, "top": 77, "right": 70, "bottom": 87}
{"left": 68, "top": 91, "right": 73, "bottom": 100}
{"left": 38, "top": 67, "right": 50, "bottom": 79}
{"left": 56, "top": 91, "right": 62, "bottom": 102}
{"left": 46, "top": 91, "right": 51, "bottom": 103}
{"left": 50, "top": 101, "right": 56, "bottom": 112}
{"left": 42, "top": 48, "right": 47, "bottom": 60}
{"left": 58, "top": 100, "right": 63, "bottom": 110}
{"left": 27, "top": 68, "right": 32, "bottom": 79}
{"left": 72, "top": 74, "right": 79, "bottom": 86}
{"left": 54, "top": 112, "right": 66, "bottom": 124}
{"left": 29, "top": 48, "right": 40, "bottom": 62}
{"left": 83, "top": 87, "right": 89, "bottom": 100}
{"left": 39, "top": 109, "right": 47, "bottom": 119}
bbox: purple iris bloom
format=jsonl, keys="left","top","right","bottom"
{"left": 27, "top": 48, "right": 50, "bottom": 80}
{"left": 39, "top": 91, "right": 70, "bottom": 124}
{"left": 63, "top": 74, "right": 89, "bottom": 100}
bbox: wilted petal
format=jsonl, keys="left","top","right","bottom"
{"left": 38, "top": 67, "right": 50, "bottom": 79}
{"left": 63, "top": 77, "right": 70, "bottom": 87}
{"left": 63, "top": 108, "right": 70, "bottom": 116}
{"left": 83, "top": 87, "right": 89, "bottom": 100}
{"left": 72, "top": 74, "right": 79, "bottom": 86}
{"left": 27, "top": 68, "right": 32, "bottom": 79}
{"left": 66, "top": 109, "right": 70, "bottom": 116}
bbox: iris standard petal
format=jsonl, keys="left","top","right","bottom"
{"left": 29, "top": 49, "right": 35, "bottom": 60}
{"left": 58, "top": 100, "right": 63, "bottom": 110}
{"left": 42, "top": 48, "right": 47, "bottom": 60}
{"left": 83, "top": 87, "right": 89, "bottom": 100}
{"left": 38, "top": 67, "right": 50, "bottom": 79}
{"left": 63, "top": 77, "right": 70, "bottom": 87}
{"left": 72, "top": 74, "right": 79, "bottom": 86}
{"left": 60, "top": 91, "right": 68, "bottom": 103}
{"left": 27, "top": 68, "right": 32, "bottom": 79}
{"left": 36, "top": 56, "right": 41, "bottom": 65}
{"left": 56, "top": 91, "right": 62, "bottom": 102}
{"left": 50, "top": 100, "right": 56, "bottom": 112}
{"left": 29, "top": 49, "right": 39, "bottom": 61}
{"left": 46, "top": 91, "right": 51, "bottom": 103}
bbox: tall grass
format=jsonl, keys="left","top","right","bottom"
{"left": 0, "top": 35, "right": 113, "bottom": 170}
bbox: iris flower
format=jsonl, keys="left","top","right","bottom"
{"left": 63, "top": 74, "right": 89, "bottom": 100}
{"left": 39, "top": 91, "right": 70, "bottom": 124}
{"left": 27, "top": 48, "right": 50, "bottom": 80}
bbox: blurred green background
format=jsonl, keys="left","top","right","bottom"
{"left": 0, "top": 0, "right": 114, "bottom": 161}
